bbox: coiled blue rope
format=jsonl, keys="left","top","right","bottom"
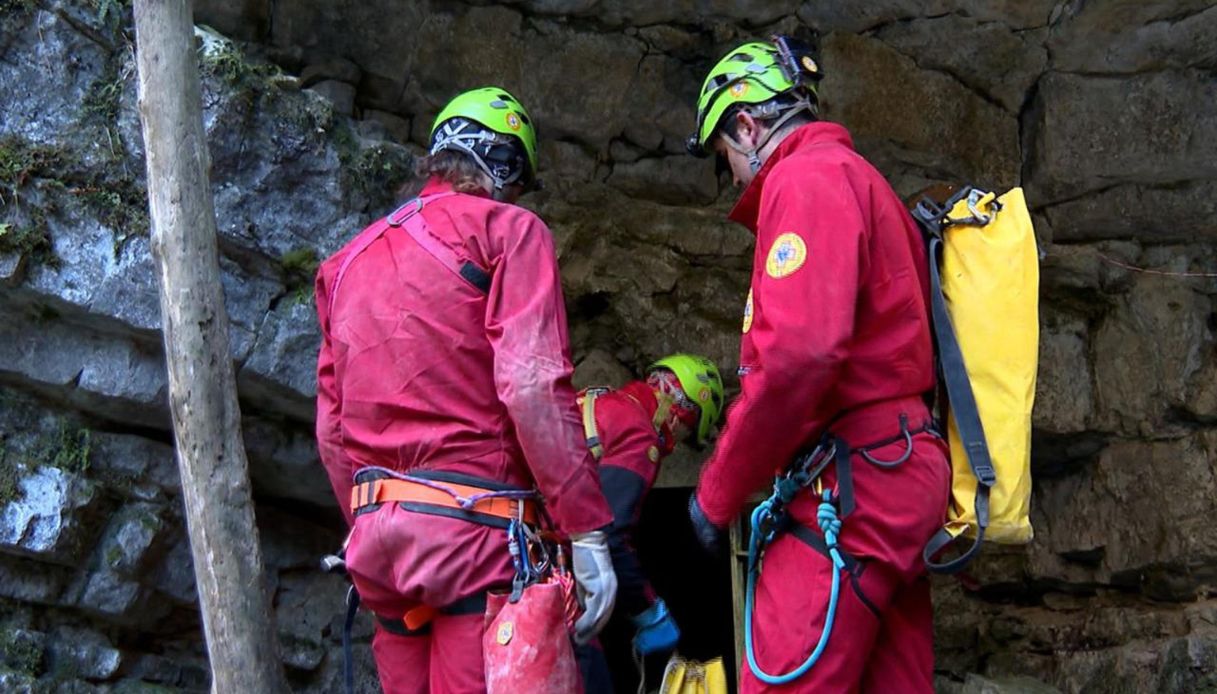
{"left": 744, "top": 488, "right": 846, "bottom": 685}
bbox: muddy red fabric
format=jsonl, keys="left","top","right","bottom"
{"left": 696, "top": 122, "right": 936, "bottom": 525}
{"left": 372, "top": 615, "right": 486, "bottom": 694}
{"left": 316, "top": 177, "right": 612, "bottom": 687}
{"left": 484, "top": 582, "right": 583, "bottom": 694}
{"left": 693, "top": 121, "right": 948, "bottom": 691}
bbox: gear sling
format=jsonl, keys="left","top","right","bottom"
{"left": 740, "top": 186, "right": 1039, "bottom": 683}
{"left": 324, "top": 193, "right": 580, "bottom": 694}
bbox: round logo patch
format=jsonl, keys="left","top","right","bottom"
{"left": 647, "top": 446, "right": 660, "bottom": 463}
{"left": 729, "top": 81, "right": 749, "bottom": 98}
{"left": 742, "top": 289, "right": 754, "bottom": 333}
{"left": 765, "top": 233, "right": 807, "bottom": 279}
{"left": 505, "top": 112, "right": 522, "bottom": 131}
{"left": 801, "top": 55, "right": 819, "bottom": 74}
{"left": 496, "top": 621, "right": 514, "bottom": 645}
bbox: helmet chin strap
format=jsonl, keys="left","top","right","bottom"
{"left": 721, "top": 95, "right": 815, "bottom": 175}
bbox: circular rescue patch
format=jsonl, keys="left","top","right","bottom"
{"left": 729, "top": 81, "right": 749, "bottom": 98}
{"left": 801, "top": 55, "right": 820, "bottom": 74}
{"left": 505, "top": 112, "right": 523, "bottom": 131}
{"left": 496, "top": 621, "right": 513, "bottom": 645}
{"left": 647, "top": 446, "right": 660, "bottom": 463}
{"left": 765, "top": 233, "right": 807, "bottom": 279}
{"left": 742, "top": 289, "right": 754, "bottom": 333}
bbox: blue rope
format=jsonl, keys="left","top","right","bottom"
{"left": 744, "top": 488, "right": 846, "bottom": 685}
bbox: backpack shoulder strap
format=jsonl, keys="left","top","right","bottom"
{"left": 912, "top": 189, "right": 997, "bottom": 574}
{"left": 579, "top": 388, "right": 608, "bottom": 461}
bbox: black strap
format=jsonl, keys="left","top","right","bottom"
{"left": 459, "top": 262, "right": 492, "bottom": 293}
{"left": 397, "top": 501, "right": 514, "bottom": 530}
{"left": 913, "top": 198, "right": 995, "bottom": 574}
{"left": 832, "top": 437, "right": 856, "bottom": 519}
{"left": 374, "top": 593, "right": 489, "bottom": 636}
{"left": 788, "top": 524, "right": 880, "bottom": 619}
{"left": 343, "top": 586, "right": 359, "bottom": 694}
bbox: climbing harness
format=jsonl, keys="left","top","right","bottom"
{"left": 742, "top": 414, "right": 936, "bottom": 684}
{"left": 350, "top": 467, "right": 540, "bottom": 529}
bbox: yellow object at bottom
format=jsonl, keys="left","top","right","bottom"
{"left": 659, "top": 655, "right": 728, "bottom": 694}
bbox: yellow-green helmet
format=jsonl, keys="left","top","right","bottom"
{"left": 649, "top": 354, "right": 724, "bottom": 446}
{"left": 686, "top": 36, "right": 822, "bottom": 157}
{"left": 430, "top": 87, "right": 538, "bottom": 188}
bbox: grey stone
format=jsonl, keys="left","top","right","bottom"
{"left": 194, "top": 0, "right": 273, "bottom": 42}
{"left": 573, "top": 349, "right": 634, "bottom": 390}
{"left": 0, "top": 465, "right": 97, "bottom": 563}
{"left": 300, "top": 57, "right": 362, "bottom": 88}
{"left": 0, "top": 307, "right": 170, "bottom": 428}
{"left": 239, "top": 298, "right": 320, "bottom": 420}
{"left": 1042, "top": 179, "right": 1217, "bottom": 244}
{"left": 243, "top": 419, "right": 334, "bottom": 508}
{"left": 1049, "top": 2, "right": 1217, "bottom": 74}
{"left": 874, "top": 15, "right": 1047, "bottom": 113}
{"left": 0, "top": 555, "right": 70, "bottom": 604}
{"left": 1092, "top": 273, "right": 1211, "bottom": 435}
{"left": 1033, "top": 312, "right": 1092, "bottom": 434}
{"left": 150, "top": 535, "right": 196, "bottom": 605}
{"left": 0, "top": 627, "right": 45, "bottom": 675}
{"left": 87, "top": 431, "right": 178, "bottom": 496}
{"left": 1028, "top": 71, "right": 1217, "bottom": 205}
{"left": 274, "top": 572, "right": 355, "bottom": 672}
{"left": 362, "top": 110, "right": 412, "bottom": 144}
{"left": 607, "top": 155, "right": 720, "bottom": 205}
{"left": 297, "top": 642, "right": 379, "bottom": 694}
{"left": 0, "top": 668, "right": 34, "bottom": 693}
{"left": 307, "top": 80, "right": 357, "bottom": 117}
{"left": 0, "top": 7, "right": 112, "bottom": 149}
{"left": 962, "top": 674, "right": 1063, "bottom": 694}
{"left": 45, "top": 626, "right": 122, "bottom": 681}
{"left": 257, "top": 506, "right": 344, "bottom": 572}
{"left": 71, "top": 566, "right": 144, "bottom": 621}
{"left": 820, "top": 32, "right": 1020, "bottom": 191}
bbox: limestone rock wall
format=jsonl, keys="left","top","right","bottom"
{"left": 0, "top": 0, "right": 1215, "bottom": 691}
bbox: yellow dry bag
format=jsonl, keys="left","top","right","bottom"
{"left": 911, "top": 187, "right": 1039, "bottom": 573}
{"left": 659, "top": 655, "right": 728, "bottom": 694}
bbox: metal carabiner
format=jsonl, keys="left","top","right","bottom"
{"left": 386, "top": 197, "right": 425, "bottom": 227}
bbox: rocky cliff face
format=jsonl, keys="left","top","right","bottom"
{"left": 0, "top": 0, "right": 1215, "bottom": 691}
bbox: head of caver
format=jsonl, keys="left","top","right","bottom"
{"left": 646, "top": 354, "right": 725, "bottom": 450}
{"left": 419, "top": 87, "right": 539, "bottom": 203}
{"left": 686, "top": 35, "right": 823, "bottom": 188}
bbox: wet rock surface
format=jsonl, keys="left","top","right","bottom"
{"left": 0, "top": 0, "right": 1214, "bottom": 690}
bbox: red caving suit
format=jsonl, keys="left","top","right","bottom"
{"left": 315, "top": 178, "right": 612, "bottom": 694}
{"left": 694, "top": 123, "right": 951, "bottom": 693}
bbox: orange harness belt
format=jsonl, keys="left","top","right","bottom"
{"left": 349, "top": 477, "right": 539, "bottom": 526}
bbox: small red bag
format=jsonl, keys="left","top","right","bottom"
{"left": 483, "top": 580, "right": 582, "bottom": 693}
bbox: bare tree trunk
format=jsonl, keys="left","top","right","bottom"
{"left": 132, "top": 1, "right": 288, "bottom": 691}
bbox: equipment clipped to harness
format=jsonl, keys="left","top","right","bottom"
{"left": 742, "top": 439, "right": 853, "bottom": 684}
{"left": 911, "top": 186, "right": 1039, "bottom": 574}
{"left": 483, "top": 514, "right": 581, "bottom": 693}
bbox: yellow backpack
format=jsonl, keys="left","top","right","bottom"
{"left": 911, "top": 187, "right": 1039, "bottom": 573}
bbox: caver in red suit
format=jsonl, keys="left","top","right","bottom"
{"left": 694, "top": 121, "right": 951, "bottom": 692}
{"left": 315, "top": 174, "right": 613, "bottom": 693}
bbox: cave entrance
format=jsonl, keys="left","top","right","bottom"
{"left": 598, "top": 487, "right": 741, "bottom": 694}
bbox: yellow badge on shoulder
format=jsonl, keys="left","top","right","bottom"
{"left": 496, "top": 621, "right": 513, "bottom": 645}
{"left": 742, "top": 289, "right": 754, "bottom": 333}
{"left": 765, "top": 233, "right": 807, "bottom": 279}
{"left": 647, "top": 446, "right": 660, "bottom": 463}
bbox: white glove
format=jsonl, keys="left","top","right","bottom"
{"left": 570, "top": 530, "right": 618, "bottom": 645}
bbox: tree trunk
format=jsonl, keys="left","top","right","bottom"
{"left": 132, "top": 1, "right": 289, "bottom": 691}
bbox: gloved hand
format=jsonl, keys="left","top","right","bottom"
{"left": 632, "top": 598, "right": 680, "bottom": 655}
{"left": 689, "top": 493, "right": 726, "bottom": 555}
{"left": 571, "top": 530, "right": 618, "bottom": 645}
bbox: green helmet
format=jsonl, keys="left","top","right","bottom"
{"left": 649, "top": 354, "right": 725, "bottom": 446}
{"left": 686, "top": 35, "right": 822, "bottom": 158}
{"left": 430, "top": 86, "right": 539, "bottom": 189}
